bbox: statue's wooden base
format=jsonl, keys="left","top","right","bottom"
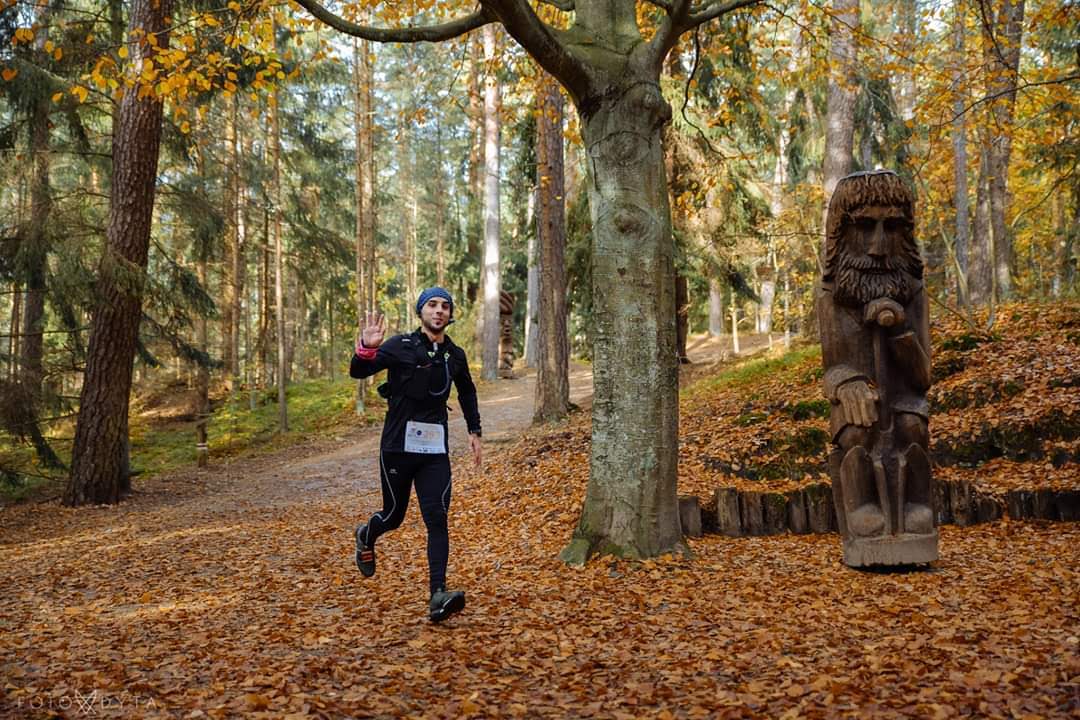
{"left": 842, "top": 531, "right": 939, "bottom": 567}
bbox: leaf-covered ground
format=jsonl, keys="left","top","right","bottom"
{"left": 1, "top": 302, "right": 1078, "bottom": 718}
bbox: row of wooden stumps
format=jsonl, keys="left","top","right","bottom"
{"left": 677, "top": 482, "right": 1080, "bottom": 538}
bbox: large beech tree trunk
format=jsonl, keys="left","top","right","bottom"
{"left": 533, "top": 73, "right": 569, "bottom": 422}
{"left": 560, "top": 65, "right": 682, "bottom": 564}
{"left": 65, "top": 0, "right": 171, "bottom": 505}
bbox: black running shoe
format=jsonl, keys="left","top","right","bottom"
{"left": 355, "top": 525, "right": 375, "bottom": 577}
{"left": 429, "top": 587, "right": 465, "bottom": 623}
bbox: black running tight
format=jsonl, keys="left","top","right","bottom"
{"left": 361, "top": 452, "right": 452, "bottom": 593}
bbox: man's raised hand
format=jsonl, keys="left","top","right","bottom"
{"left": 358, "top": 310, "right": 387, "bottom": 352}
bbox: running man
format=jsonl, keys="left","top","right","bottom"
{"left": 350, "top": 287, "right": 482, "bottom": 622}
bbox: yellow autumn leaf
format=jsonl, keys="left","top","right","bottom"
{"left": 53, "top": 48, "right": 62, "bottom": 61}
{"left": 118, "top": 45, "right": 128, "bottom": 59}
{"left": 51, "top": 91, "right": 62, "bottom": 102}
{"left": 71, "top": 85, "right": 89, "bottom": 102}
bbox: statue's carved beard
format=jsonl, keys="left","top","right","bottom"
{"left": 834, "top": 252, "right": 912, "bottom": 307}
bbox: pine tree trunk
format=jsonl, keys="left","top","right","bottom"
{"left": 65, "top": 0, "right": 171, "bottom": 506}
{"left": 533, "top": 73, "right": 569, "bottom": 422}
{"left": 951, "top": 0, "right": 971, "bottom": 307}
{"left": 20, "top": 2, "right": 54, "bottom": 398}
{"left": 480, "top": 24, "right": 502, "bottom": 381}
{"left": 353, "top": 38, "right": 367, "bottom": 415}
{"left": 271, "top": 88, "right": 288, "bottom": 431}
{"left": 560, "top": 66, "right": 683, "bottom": 564}
{"left": 466, "top": 36, "right": 484, "bottom": 304}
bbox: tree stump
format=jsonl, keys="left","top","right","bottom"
{"left": 805, "top": 483, "right": 836, "bottom": 534}
{"left": 714, "top": 488, "right": 741, "bottom": 537}
{"left": 739, "top": 492, "right": 766, "bottom": 536}
{"left": 787, "top": 489, "right": 810, "bottom": 535}
{"left": 951, "top": 481, "right": 978, "bottom": 526}
{"left": 679, "top": 495, "right": 702, "bottom": 537}
{"left": 1006, "top": 490, "right": 1035, "bottom": 520}
{"left": 763, "top": 492, "right": 788, "bottom": 535}
{"left": 933, "top": 478, "right": 953, "bottom": 526}
{"left": 1034, "top": 489, "right": 1057, "bottom": 520}
{"left": 1056, "top": 490, "right": 1079, "bottom": 521}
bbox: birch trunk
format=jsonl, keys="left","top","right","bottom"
{"left": 480, "top": 24, "right": 502, "bottom": 381}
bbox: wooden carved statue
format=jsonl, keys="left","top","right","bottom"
{"left": 499, "top": 289, "right": 515, "bottom": 379}
{"left": 818, "top": 170, "right": 938, "bottom": 567}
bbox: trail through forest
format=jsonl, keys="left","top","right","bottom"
{"left": 3, "top": 331, "right": 1073, "bottom": 719}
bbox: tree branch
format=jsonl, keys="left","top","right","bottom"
{"left": 536, "top": 0, "right": 575, "bottom": 11}
{"left": 643, "top": 0, "right": 675, "bottom": 11}
{"left": 687, "top": 0, "right": 763, "bottom": 26}
{"left": 289, "top": 0, "right": 493, "bottom": 42}
{"left": 484, "top": 0, "right": 592, "bottom": 103}
{"left": 646, "top": 0, "right": 690, "bottom": 68}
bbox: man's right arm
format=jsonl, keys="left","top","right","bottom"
{"left": 350, "top": 337, "right": 397, "bottom": 379}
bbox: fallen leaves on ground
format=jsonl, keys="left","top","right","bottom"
{"left": 0, "top": 301, "right": 1078, "bottom": 718}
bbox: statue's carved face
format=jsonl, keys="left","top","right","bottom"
{"left": 834, "top": 203, "right": 915, "bottom": 307}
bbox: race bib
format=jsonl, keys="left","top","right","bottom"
{"left": 404, "top": 421, "right": 446, "bottom": 454}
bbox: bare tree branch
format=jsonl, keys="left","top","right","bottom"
{"left": 536, "top": 0, "right": 575, "bottom": 11}
{"left": 289, "top": 0, "right": 493, "bottom": 42}
{"left": 687, "top": 0, "right": 763, "bottom": 26}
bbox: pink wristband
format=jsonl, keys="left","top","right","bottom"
{"left": 355, "top": 342, "right": 377, "bottom": 360}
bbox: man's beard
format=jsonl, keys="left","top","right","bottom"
{"left": 834, "top": 253, "right": 912, "bottom": 307}
{"left": 422, "top": 316, "right": 447, "bottom": 334}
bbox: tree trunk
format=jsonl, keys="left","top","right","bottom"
{"left": 524, "top": 192, "right": 539, "bottom": 368}
{"left": 434, "top": 118, "right": 448, "bottom": 287}
{"left": 560, "top": 70, "right": 683, "bottom": 564}
{"left": 229, "top": 95, "right": 244, "bottom": 398}
{"left": 981, "top": 0, "right": 1025, "bottom": 302}
{"left": 480, "top": 24, "right": 502, "bottom": 381}
{"left": 533, "top": 73, "right": 569, "bottom": 422}
{"left": 971, "top": 142, "right": 993, "bottom": 305}
{"left": 271, "top": 88, "right": 288, "bottom": 431}
{"left": 708, "top": 277, "right": 723, "bottom": 337}
{"left": 353, "top": 37, "right": 368, "bottom": 415}
{"left": 951, "top": 0, "right": 971, "bottom": 307}
{"left": 675, "top": 273, "right": 689, "bottom": 362}
{"left": 65, "top": 0, "right": 171, "bottom": 505}
{"left": 222, "top": 99, "right": 237, "bottom": 394}
{"left": 730, "top": 287, "right": 740, "bottom": 354}
{"left": 822, "top": 0, "right": 859, "bottom": 229}
{"left": 196, "top": 253, "right": 210, "bottom": 468}
{"left": 466, "top": 36, "right": 484, "bottom": 304}
{"left": 20, "top": 2, "right": 54, "bottom": 399}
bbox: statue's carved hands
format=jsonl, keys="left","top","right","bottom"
{"left": 837, "top": 379, "right": 879, "bottom": 427}
{"left": 357, "top": 310, "right": 387, "bottom": 353}
{"left": 864, "top": 298, "right": 905, "bottom": 328}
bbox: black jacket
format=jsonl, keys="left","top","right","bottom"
{"left": 350, "top": 329, "right": 481, "bottom": 452}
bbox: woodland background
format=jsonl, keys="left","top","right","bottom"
{"left": 0, "top": 0, "right": 1076, "bottom": 496}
